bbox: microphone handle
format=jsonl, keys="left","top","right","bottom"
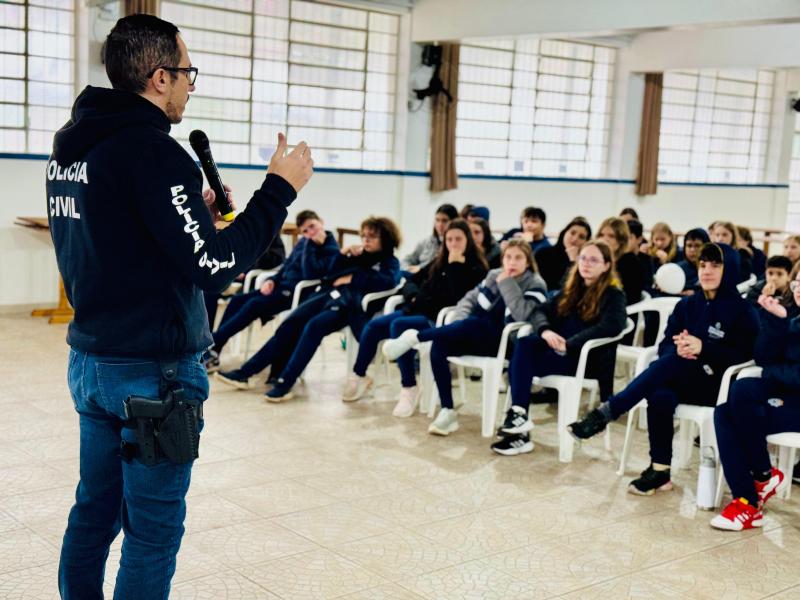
{"left": 201, "top": 153, "right": 235, "bottom": 222}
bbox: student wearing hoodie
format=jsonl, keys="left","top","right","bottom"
{"left": 343, "top": 219, "right": 488, "bottom": 414}
{"left": 676, "top": 228, "right": 710, "bottom": 293}
{"left": 491, "top": 240, "right": 627, "bottom": 456}
{"left": 568, "top": 243, "right": 759, "bottom": 495}
{"left": 382, "top": 239, "right": 548, "bottom": 436}
{"left": 217, "top": 217, "right": 401, "bottom": 401}
{"left": 534, "top": 217, "right": 592, "bottom": 292}
{"left": 47, "top": 15, "right": 312, "bottom": 600}
{"left": 710, "top": 285, "right": 800, "bottom": 531}
{"left": 204, "top": 210, "right": 339, "bottom": 371}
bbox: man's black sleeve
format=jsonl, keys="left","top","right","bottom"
{"left": 134, "top": 139, "right": 295, "bottom": 292}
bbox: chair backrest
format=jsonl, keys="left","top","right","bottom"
{"left": 624, "top": 296, "right": 681, "bottom": 348}
{"left": 736, "top": 273, "right": 758, "bottom": 296}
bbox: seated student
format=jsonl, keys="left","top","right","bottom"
{"left": 203, "top": 235, "right": 286, "bottom": 330}
{"left": 619, "top": 207, "right": 640, "bottom": 223}
{"left": 402, "top": 204, "right": 458, "bottom": 274}
{"left": 710, "top": 220, "right": 752, "bottom": 283}
{"left": 784, "top": 234, "right": 800, "bottom": 265}
{"left": 626, "top": 219, "right": 654, "bottom": 291}
{"left": 738, "top": 225, "right": 766, "bottom": 279}
{"left": 491, "top": 240, "right": 627, "bottom": 455}
{"left": 648, "top": 222, "right": 682, "bottom": 266}
{"left": 568, "top": 243, "right": 759, "bottom": 495}
{"left": 676, "top": 228, "right": 710, "bottom": 293}
{"left": 710, "top": 289, "right": 800, "bottom": 530}
{"left": 746, "top": 255, "right": 793, "bottom": 307}
{"left": 535, "top": 217, "right": 592, "bottom": 291}
{"left": 382, "top": 239, "right": 547, "bottom": 436}
{"left": 343, "top": 219, "right": 488, "bottom": 413}
{"left": 501, "top": 206, "right": 552, "bottom": 253}
{"left": 469, "top": 217, "right": 501, "bottom": 268}
{"left": 597, "top": 217, "right": 645, "bottom": 305}
{"left": 459, "top": 203, "right": 475, "bottom": 220}
{"left": 205, "top": 210, "right": 339, "bottom": 370}
{"left": 217, "top": 217, "right": 401, "bottom": 401}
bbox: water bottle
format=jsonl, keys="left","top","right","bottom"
{"left": 696, "top": 446, "right": 717, "bottom": 510}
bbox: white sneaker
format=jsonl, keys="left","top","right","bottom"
{"left": 392, "top": 386, "right": 419, "bottom": 417}
{"left": 382, "top": 329, "right": 419, "bottom": 361}
{"left": 342, "top": 374, "right": 373, "bottom": 402}
{"left": 428, "top": 408, "right": 459, "bottom": 436}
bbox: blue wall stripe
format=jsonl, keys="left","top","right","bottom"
{"left": 3, "top": 152, "right": 788, "bottom": 189}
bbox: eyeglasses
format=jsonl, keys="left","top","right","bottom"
{"left": 790, "top": 281, "right": 800, "bottom": 292}
{"left": 578, "top": 255, "right": 604, "bottom": 266}
{"left": 361, "top": 233, "right": 379, "bottom": 241}
{"left": 147, "top": 66, "right": 198, "bottom": 85}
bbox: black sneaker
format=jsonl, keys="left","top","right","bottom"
{"left": 491, "top": 433, "right": 534, "bottom": 456}
{"left": 203, "top": 349, "right": 220, "bottom": 373}
{"left": 628, "top": 465, "right": 673, "bottom": 496}
{"left": 215, "top": 369, "right": 251, "bottom": 390}
{"left": 497, "top": 406, "right": 533, "bottom": 436}
{"left": 567, "top": 408, "right": 609, "bottom": 440}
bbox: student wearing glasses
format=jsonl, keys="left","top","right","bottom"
{"left": 492, "top": 240, "right": 627, "bottom": 455}
{"left": 569, "top": 243, "right": 759, "bottom": 496}
{"left": 217, "top": 217, "right": 401, "bottom": 402}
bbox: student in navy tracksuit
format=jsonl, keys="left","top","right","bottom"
{"left": 342, "top": 219, "right": 487, "bottom": 416}
{"left": 217, "top": 217, "right": 401, "bottom": 401}
{"left": 676, "top": 228, "right": 710, "bottom": 293}
{"left": 205, "top": 210, "right": 339, "bottom": 370}
{"left": 382, "top": 239, "right": 548, "bottom": 436}
{"left": 491, "top": 241, "right": 627, "bottom": 456}
{"left": 710, "top": 272, "right": 800, "bottom": 531}
{"left": 569, "top": 243, "right": 759, "bottom": 495}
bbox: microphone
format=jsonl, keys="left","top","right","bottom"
{"left": 189, "top": 129, "right": 235, "bottom": 222}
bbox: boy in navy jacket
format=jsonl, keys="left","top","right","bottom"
{"left": 569, "top": 243, "right": 759, "bottom": 495}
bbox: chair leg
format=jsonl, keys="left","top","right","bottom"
{"left": 677, "top": 420, "right": 694, "bottom": 469}
{"left": 715, "top": 465, "right": 727, "bottom": 508}
{"left": 557, "top": 380, "right": 580, "bottom": 463}
{"left": 418, "top": 345, "right": 432, "bottom": 415}
{"left": 457, "top": 365, "right": 467, "bottom": 410}
{"left": 777, "top": 446, "right": 795, "bottom": 500}
{"left": 481, "top": 364, "right": 501, "bottom": 438}
{"left": 617, "top": 402, "right": 642, "bottom": 476}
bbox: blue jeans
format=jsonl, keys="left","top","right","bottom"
{"left": 59, "top": 349, "right": 209, "bottom": 600}
{"left": 353, "top": 311, "right": 432, "bottom": 387}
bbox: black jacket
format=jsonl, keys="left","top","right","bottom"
{"left": 617, "top": 252, "right": 646, "bottom": 305}
{"left": 529, "top": 286, "right": 627, "bottom": 399}
{"left": 47, "top": 87, "right": 295, "bottom": 357}
{"left": 755, "top": 311, "right": 800, "bottom": 397}
{"left": 658, "top": 244, "right": 759, "bottom": 382}
{"left": 402, "top": 259, "right": 487, "bottom": 321}
{"left": 534, "top": 244, "right": 571, "bottom": 291}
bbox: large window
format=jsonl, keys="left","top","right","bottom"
{"left": 162, "top": 0, "right": 400, "bottom": 170}
{"left": 787, "top": 112, "right": 800, "bottom": 231}
{"left": 659, "top": 69, "right": 774, "bottom": 184}
{"left": 0, "top": 0, "right": 75, "bottom": 154}
{"left": 456, "top": 38, "right": 616, "bottom": 178}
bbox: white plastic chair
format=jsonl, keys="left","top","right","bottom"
{"left": 519, "top": 318, "right": 635, "bottom": 463}
{"left": 417, "top": 305, "right": 457, "bottom": 416}
{"left": 215, "top": 268, "right": 277, "bottom": 354}
{"left": 440, "top": 314, "right": 530, "bottom": 438}
{"left": 736, "top": 273, "right": 758, "bottom": 297}
{"left": 616, "top": 297, "right": 681, "bottom": 383}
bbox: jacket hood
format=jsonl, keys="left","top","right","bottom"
{"left": 702, "top": 242, "right": 741, "bottom": 298}
{"left": 52, "top": 86, "right": 170, "bottom": 164}
{"left": 685, "top": 227, "right": 710, "bottom": 244}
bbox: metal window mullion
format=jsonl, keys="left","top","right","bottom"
{"left": 23, "top": 0, "right": 28, "bottom": 153}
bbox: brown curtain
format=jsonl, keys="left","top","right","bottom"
{"left": 635, "top": 72, "right": 663, "bottom": 196}
{"left": 124, "top": 0, "right": 159, "bottom": 16}
{"left": 429, "top": 43, "right": 459, "bottom": 192}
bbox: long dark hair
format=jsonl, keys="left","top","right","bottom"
{"left": 556, "top": 217, "right": 592, "bottom": 250}
{"left": 557, "top": 240, "right": 620, "bottom": 321}
{"left": 428, "top": 219, "right": 487, "bottom": 280}
{"left": 470, "top": 217, "right": 494, "bottom": 255}
{"left": 431, "top": 204, "right": 458, "bottom": 238}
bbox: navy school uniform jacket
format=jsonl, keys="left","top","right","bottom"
{"left": 657, "top": 244, "right": 759, "bottom": 384}
{"left": 316, "top": 250, "right": 400, "bottom": 313}
{"left": 754, "top": 311, "right": 800, "bottom": 398}
{"left": 47, "top": 87, "right": 295, "bottom": 357}
{"left": 529, "top": 285, "right": 627, "bottom": 399}
{"left": 269, "top": 232, "right": 340, "bottom": 295}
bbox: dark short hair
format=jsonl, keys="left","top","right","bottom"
{"left": 767, "top": 255, "right": 793, "bottom": 273}
{"left": 620, "top": 207, "right": 639, "bottom": 220}
{"left": 436, "top": 204, "right": 458, "bottom": 220}
{"left": 295, "top": 210, "right": 320, "bottom": 228}
{"left": 627, "top": 219, "right": 643, "bottom": 238}
{"left": 521, "top": 206, "right": 546, "bottom": 223}
{"left": 699, "top": 243, "right": 724, "bottom": 264}
{"left": 103, "top": 14, "right": 182, "bottom": 93}
{"left": 685, "top": 228, "right": 710, "bottom": 243}
{"left": 361, "top": 216, "right": 401, "bottom": 251}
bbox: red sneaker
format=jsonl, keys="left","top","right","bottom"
{"left": 710, "top": 498, "right": 763, "bottom": 531}
{"left": 754, "top": 467, "right": 784, "bottom": 507}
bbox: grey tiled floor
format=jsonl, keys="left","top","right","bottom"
{"left": 1, "top": 312, "right": 799, "bottom": 599}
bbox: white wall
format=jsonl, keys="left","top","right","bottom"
{"left": 2, "top": 155, "right": 786, "bottom": 308}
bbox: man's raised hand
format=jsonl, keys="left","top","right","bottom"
{"left": 268, "top": 133, "right": 314, "bottom": 193}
